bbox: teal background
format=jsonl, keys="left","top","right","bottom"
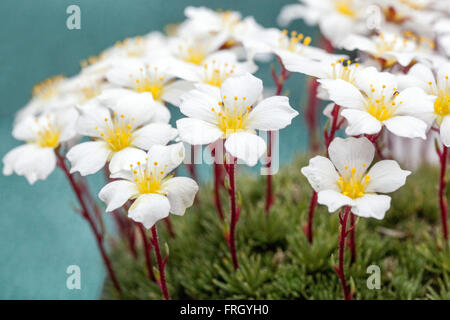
{"left": 0, "top": 0, "right": 317, "bottom": 299}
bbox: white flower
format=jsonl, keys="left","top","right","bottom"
{"left": 106, "top": 58, "right": 192, "bottom": 111}
{"left": 178, "top": 6, "right": 263, "bottom": 44}
{"left": 3, "top": 108, "right": 78, "bottom": 184}
{"left": 342, "top": 31, "right": 424, "bottom": 67}
{"left": 168, "top": 33, "right": 228, "bottom": 66}
{"left": 169, "top": 51, "right": 257, "bottom": 98}
{"left": 242, "top": 28, "right": 341, "bottom": 71}
{"left": 66, "top": 91, "right": 177, "bottom": 175}
{"left": 277, "top": 0, "right": 369, "bottom": 47}
{"left": 399, "top": 63, "right": 450, "bottom": 146}
{"left": 301, "top": 137, "right": 411, "bottom": 219}
{"left": 99, "top": 143, "right": 198, "bottom": 229}
{"left": 319, "top": 66, "right": 434, "bottom": 139}
{"left": 15, "top": 75, "right": 80, "bottom": 123}
{"left": 176, "top": 73, "right": 298, "bottom": 166}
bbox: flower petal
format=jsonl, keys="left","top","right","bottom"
{"left": 341, "top": 109, "right": 382, "bottom": 136}
{"left": 147, "top": 142, "right": 186, "bottom": 176}
{"left": 99, "top": 180, "right": 139, "bottom": 212}
{"left": 161, "top": 80, "right": 195, "bottom": 107}
{"left": 76, "top": 100, "right": 111, "bottom": 138}
{"left": 161, "top": 177, "right": 199, "bottom": 215}
{"left": 247, "top": 96, "right": 299, "bottom": 130}
{"left": 128, "top": 194, "right": 170, "bottom": 229}
{"left": 224, "top": 132, "right": 266, "bottom": 166}
{"left": 301, "top": 156, "right": 340, "bottom": 192}
{"left": 67, "top": 141, "right": 111, "bottom": 176}
{"left": 317, "top": 189, "right": 353, "bottom": 213}
{"left": 365, "top": 160, "right": 411, "bottom": 193}
{"left": 440, "top": 115, "right": 450, "bottom": 147}
{"left": 383, "top": 116, "right": 427, "bottom": 139}
{"left": 3, "top": 144, "right": 56, "bottom": 184}
{"left": 132, "top": 123, "right": 177, "bottom": 150}
{"left": 352, "top": 194, "right": 391, "bottom": 220}
{"left": 179, "top": 84, "right": 221, "bottom": 123}
{"left": 109, "top": 147, "right": 148, "bottom": 174}
{"left": 221, "top": 73, "right": 263, "bottom": 108}
{"left": 176, "top": 118, "right": 223, "bottom": 145}
{"left": 318, "top": 79, "right": 365, "bottom": 110}
{"left": 328, "top": 137, "right": 375, "bottom": 176}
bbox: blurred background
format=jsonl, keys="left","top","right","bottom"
{"left": 0, "top": 0, "right": 318, "bottom": 299}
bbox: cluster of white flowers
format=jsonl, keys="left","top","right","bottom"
{"left": 2, "top": 6, "right": 300, "bottom": 229}
{"left": 269, "top": 0, "right": 449, "bottom": 220}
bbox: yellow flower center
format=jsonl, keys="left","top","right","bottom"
{"left": 36, "top": 121, "right": 60, "bottom": 148}
{"left": 130, "top": 160, "right": 170, "bottom": 195}
{"left": 365, "top": 85, "right": 401, "bottom": 121}
{"left": 279, "top": 30, "right": 312, "bottom": 54}
{"left": 431, "top": 76, "right": 450, "bottom": 122}
{"left": 337, "top": 166, "right": 370, "bottom": 199}
{"left": 203, "top": 60, "right": 236, "bottom": 87}
{"left": 178, "top": 44, "right": 207, "bottom": 65}
{"left": 211, "top": 98, "right": 252, "bottom": 137}
{"left": 330, "top": 58, "right": 359, "bottom": 84}
{"left": 32, "top": 75, "right": 64, "bottom": 101}
{"left": 335, "top": 0, "right": 357, "bottom": 18}
{"left": 97, "top": 113, "right": 134, "bottom": 152}
{"left": 130, "top": 65, "right": 165, "bottom": 100}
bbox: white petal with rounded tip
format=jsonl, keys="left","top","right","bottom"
{"left": 151, "top": 102, "right": 171, "bottom": 123}
{"left": 276, "top": 50, "right": 327, "bottom": 78}
{"left": 440, "top": 115, "right": 450, "bottom": 147}
{"left": 161, "top": 177, "right": 199, "bottom": 215}
{"left": 301, "top": 156, "right": 340, "bottom": 192}
{"left": 404, "top": 63, "right": 435, "bottom": 91}
{"left": 110, "top": 91, "right": 155, "bottom": 128}
{"left": 132, "top": 123, "right": 177, "bottom": 150}
{"left": 147, "top": 142, "right": 186, "bottom": 176}
{"left": 319, "top": 79, "right": 365, "bottom": 110}
{"left": 365, "top": 160, "right": 410, "bottom": 193}
{"left": 317, "top": 189, "right": 353, "bottom": 213}
{"left": 128, "top": 194, "right": 170, "bottom": 229}
{"left": 383, "top": 116, "right": 427, "bottom": 139}
{"left": 224, "top": 132, "right": 266, "bottom": 166}
{"left": 12, "top": 117, "right": 39, "bottom": 141}
{"left": 99, "top": 180, "right": 139, "bottom": 212}
{"left": 109, "top": 147, "right": 148, "bottom": 174}
{"left": 352, "top": 194, "right": 391, "bottom": 220}
{"left": 67, "top": 141, "right": 111, "bottom": 176}
{"left": 221, "top": 73, "right": 263, "bottom": 109}
{"left": 76, "top": 101, "right": 111, "bottom": 138}
{"left": 161, "top": 80, "right": 195, "bottom": 107}
{"left": 341, "top": 109, "right": 382, "bottom": 136}
{"left": 3, "top": 144, "right": 56, "bottom": 184}
{"left": 394, "top": 87, "right": 435, "bottom": 115}
{"left": 179, "top": 84, "right": 221, "bottom": 124}
{"left": 97, "top": 88, "right": 134, "bottom": 107}
{"left": 57, "top": 108, "right": 79, "bottom": 142}
{"left": 355, "top": 67, "right": 397, "bottom": 97}
{"left": 328, "top": 137, "right": 375, "bottom": 176}
{"left": 176, "top": 118, "right": 223, "bottom": 145}
{"left": 247, "top": 96, "right": 298, "bottom": 130}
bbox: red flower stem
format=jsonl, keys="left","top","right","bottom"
{"left": 265, "top": 56, "right": 291, "bottom": 214}
{"left": 305, "top": 78, "right": 320, "bottom": 153}
{"left": 164, "top": 217, "right": 176, "bottom": 238}
{"left": 365, "top": 132, "right": 384, "bottom": 159}
{"left": 151, "top": 225, "right": 170, "bottom": 300}
{"left": 437, "top": 144, "right": 448, "bottom": 241}
{"left": 56, "top": 151, "right": 122, "bottom": 295}
{"left": 214, "top": 161, "right": 225, "bottom": 221}
{"left": 348, "top": 213, "right": 356, "bottom": 265}
{"left": 226, "top": 156, "right": 239, "bottom": 269}
{"left": 137, "top": 223, "right": 155, "bottom": 281}
{"left": 305, "top": 190, "right": 318, "bottom": 243}
{"left": 336, "top": 206, "right": 352, "bottom": 300}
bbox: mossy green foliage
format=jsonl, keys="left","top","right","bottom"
{"left": 103, "top": 156, "right": 450, "bottom": 300}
